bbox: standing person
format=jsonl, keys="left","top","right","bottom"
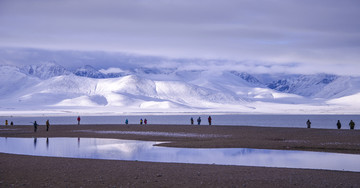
{"left": 349, "top": 120, "right": 355, "bottom": 130}
{"left": 77, "top": 116, "right": 81, "bottom": 125}
{"left": 190, "top": 117, "right": 194, "bottom": 125}
{"left": 197, "top": 117, "right": 201, "bottom": 125}
{"left": 46, "top": 120, "right": 50, "bottom": 131}
{"left": 208, "top": 116, "right": 212, "bottom": 126}
{"left": 125, "top": 119, "right": 129, "bottom": 125}
{"left": 33, "top": 121, "right": 38, "bottom": 132}
{"left": 306, "top": 119, "right": 311, "bottom": 128}
{"left": 140, "top": 118, "right": 143, "bottom": 125}
{"left": 10, "top": 121, "right": 13, "bottom": 126}
{"left": 5, "top": 120, "right": 8, "bottom": 126}
{"left": 336, "top": 120, "right": 342, "bottom": 129}
{"left": 144, "top": 118, "right": 147, "bottom": 125}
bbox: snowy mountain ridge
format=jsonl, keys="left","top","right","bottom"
{"left": 19, "top": 62, "right": 71, "bottom": 80}
{"left": 1, "top": 62, "right": 359, "bottom": 115}
{"left": 11, "top": 63, "right": 348, "bottom": 97}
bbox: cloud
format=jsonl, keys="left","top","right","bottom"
{"left": 0, "top": 0, "right": 360, "bottom": 72}
{"left": 1, "top": 47, "right": 360, "bottom": 76}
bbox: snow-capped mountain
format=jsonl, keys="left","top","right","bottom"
{"left": 1, "top": 56, "right": 360, "bottom": 115}
{"left": 230, "top": 71, "right": 263, "bottom": 86}
{"left": 267, "top": 74, "right": 339, "bottom": 97}
{"left": 0, "top": 65, "right": 41, "bottom": 98}
{"left": 20, "top": 62, "right": 71, "bottom": 80}
{"left": 74, "top": 65, "right": 106, "bottom": 78}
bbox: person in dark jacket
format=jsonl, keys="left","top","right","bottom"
{"left": 46, "top": 120, "right": 50, "bottom": 131}
{"left": 190, "top": 117, "right": 194, "bottom": 125}
{"left": 336, "top": 120, "right": 341, "bottom": 129}
{"left": 33, "top": 121, "right": 38, "bottom": 132}
{"left": 349, "top": 120, "right": 355, "bottom": 130}
{"left": 208, "top": 116, "right": 212, "bottom": 125}
{"left": 306, "top": 119, "right": 311, "bottom": 128}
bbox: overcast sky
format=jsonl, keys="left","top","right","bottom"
{"left": 1, "top": 0, "right": 360, "bottom": 74}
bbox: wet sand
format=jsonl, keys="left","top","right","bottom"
{"left": 1, "top": 124, "right": 360, "bottom": 187}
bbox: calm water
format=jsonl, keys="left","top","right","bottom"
{"left": 1, "top": 137, "right": 360, "bottom": 172}
{"left": 0, "top": 115, "right": 359, "bottom": 129}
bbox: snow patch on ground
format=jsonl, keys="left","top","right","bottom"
{"left": 56, "top": 95, "right": 107, "bottom": 106}
{"left": 327, "top": 93, "right": 360, "bottom": 106}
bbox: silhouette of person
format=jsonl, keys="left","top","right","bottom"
{"left": 336, "top": 120, "right": 341, "bottom": 129}
{"left": 77, "top": 116, "right": 81, "bottom": 125}
{"left": 197, "top": 117, "right": 201, "bottom": 125}
{"left": 306, "top": 119, "right": 311, "bottom": 128}
{"left": 33, "top": 121, "right": 38, "bottom": 132}
{"left": 349, "top": 120, "right": 355, "bottom": 130}
{"left": 46, "top": 120, "right": 50, "bottom": 131}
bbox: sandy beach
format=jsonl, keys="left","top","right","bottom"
{"left": 1, "top": 124, "right": 360, "bottom": 187}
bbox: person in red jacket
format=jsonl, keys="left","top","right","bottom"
{"left": 77, "top": 116, "right": 81, "bottom": 125}
{"left": 208, "top": 116, "right": 212, "bottom": 125}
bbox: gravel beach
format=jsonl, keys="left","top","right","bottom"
{"left": 1, "top": 124, "right": 359, "bottom": 187}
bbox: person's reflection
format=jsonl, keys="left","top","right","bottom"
{"left": 46, "top": 137, "right": 49, "bottom": 149}
{"left": 33, "top": 137, "right": 37, "bottom": 149}
{"left": 78, "top": 137, "right": 80, "bottom": 148}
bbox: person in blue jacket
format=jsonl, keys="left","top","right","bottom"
{"left": 197, "top": 117, "right": 201, "bottom": 125}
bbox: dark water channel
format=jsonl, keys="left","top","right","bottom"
{"left": 1, "top": 137, "right": 360, "bottom": 172}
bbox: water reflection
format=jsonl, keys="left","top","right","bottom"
{"left": 1, "top": 137, "right": 360, "bottom": 172}
{"left": 33, "top": 137, "right": 37, "bottom": 149}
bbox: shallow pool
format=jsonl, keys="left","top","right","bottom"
{"left": 1, "top": 137, "right": 359, "bottom": 172}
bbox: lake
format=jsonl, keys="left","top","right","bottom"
{"left": 0, "top": 114, "right": 359, "bottom": 129}
{"left": 1, "top": 137, "right": 360, "bottom": 172}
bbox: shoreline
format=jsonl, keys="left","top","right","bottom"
{"left": 1, "top": 124, "right": 360, "bottom": 187}
{"left": 2, "top": 114, "right": 359, "bottom": 130}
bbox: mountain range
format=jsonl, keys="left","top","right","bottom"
{"left": 1, "top": 61, "right": 359, "bottom": 115}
